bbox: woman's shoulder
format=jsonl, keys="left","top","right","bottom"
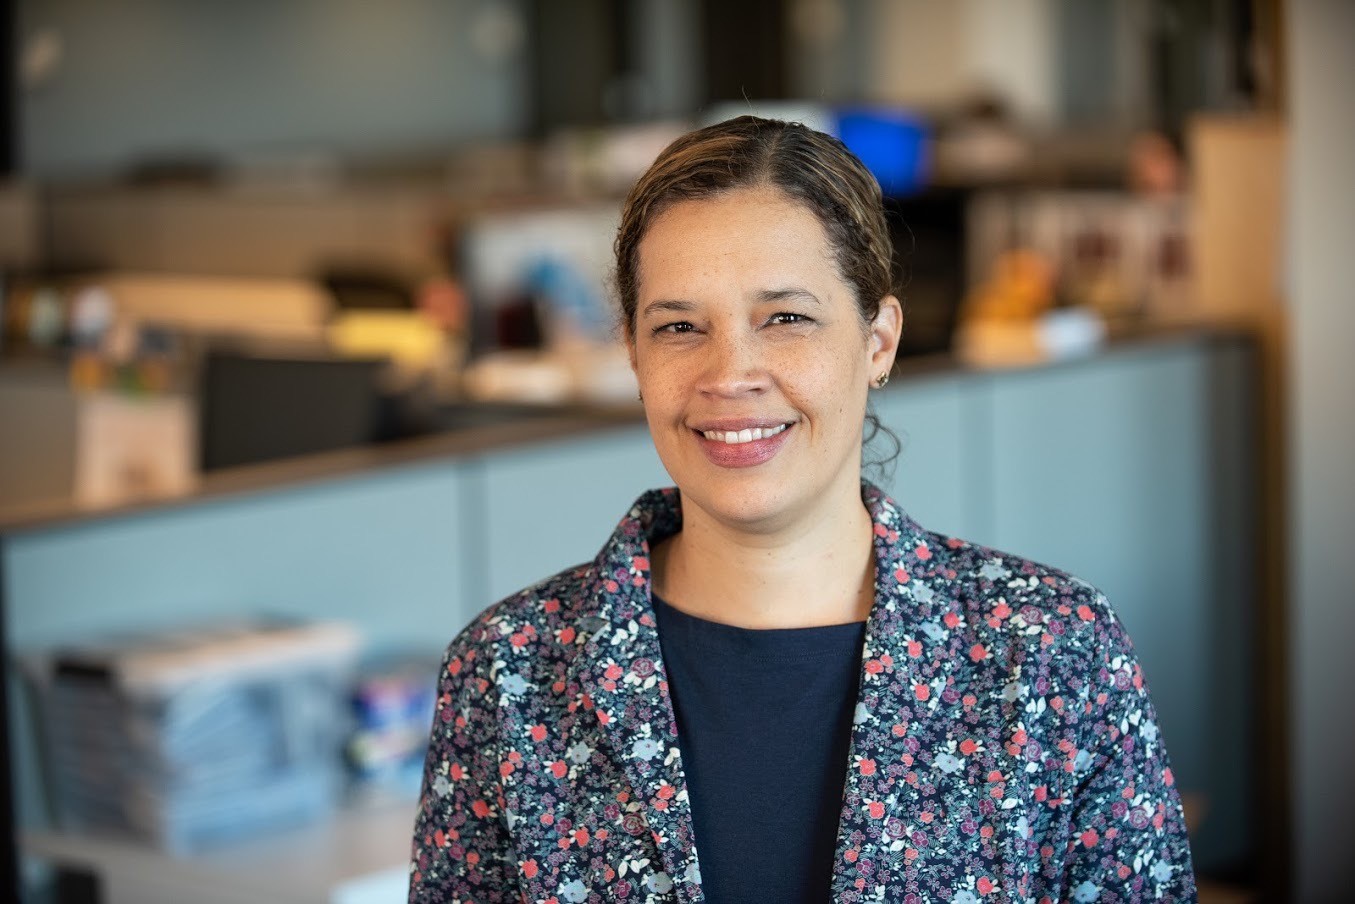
{"left": 439, "top": 559, "right": 605, "bottom": 681}
{"left": 900, "top": 522, "right": 1133, "bottom": 672}
{"left": 904, "top": 521, "right": 1110, "bottom": 611}
{"left": 870, "top": 486, "right": 1118, "bottom": 642}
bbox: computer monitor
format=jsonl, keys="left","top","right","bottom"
{"left": 198, "top": 351, "right": 385, "bottom": 472}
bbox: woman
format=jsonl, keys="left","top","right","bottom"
{"left": 410, "top": 117, "right": 1197, "bottom": 903}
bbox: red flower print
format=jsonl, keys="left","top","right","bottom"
{"left": 530, "top": 724, "right": 547, "bottom": 742}
{"left": 977, "top": 876, "right": 994, "bottom": 894}
{"left": 916, "top": 543, "right": 932, "bottom": 560}
{"left": 969, "top": 643, "right": 988, "bottom": 662}
{"left": 914, "top": 684, "right": 931, "bottom": 701}
{"left": 959, "top": 738, "right": 978, "bottom": 755}
{"left": 1077, "top": 604, "right": 1095, "bottom": 622}
{"left": 859, "top": 758, "right": 877, "bottom": 776}
{"left": 868, "top": 801, "right": 886, "bottom": 819}
{"left": 1081, "top": 830, "right": 1099, "bottom": 848}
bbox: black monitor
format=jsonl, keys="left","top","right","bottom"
{"left": 198, "top": 351, "right": 385, "bottom": 472}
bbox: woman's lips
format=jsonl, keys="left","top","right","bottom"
{"left": 693, "top": 422, "right": 794, "bottom": 468}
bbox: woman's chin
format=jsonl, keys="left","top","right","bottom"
{"left": 678, "top": 479, "right": 805, "bottom": 534}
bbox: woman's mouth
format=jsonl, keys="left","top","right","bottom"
{"left": 700, "top": 423, "right": 790, "bottom": 444}
{"left": 692, "top": 421, "right": 795, "bottom": 467}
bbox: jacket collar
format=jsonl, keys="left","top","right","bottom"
{"left": 566, "top": 482, "right": 982, "bottom": 902}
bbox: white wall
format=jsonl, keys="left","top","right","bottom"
{"left": 1286, "top": 1, "right": 1355, "bottom": 900}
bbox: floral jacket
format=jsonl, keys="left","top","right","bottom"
{"left": 410, "top": 483, "right": 1197, "bottom": 903}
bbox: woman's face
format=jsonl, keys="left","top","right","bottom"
{"left": 629, "top": 186, "right": 901, "bottom": 532}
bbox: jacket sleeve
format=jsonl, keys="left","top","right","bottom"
{"left": 1059, "top": 593, "right": 1198, "bottom": 903}
{"left": 409, "top": 632, "right": 521, "bottom": 903}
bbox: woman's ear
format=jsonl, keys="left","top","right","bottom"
{"left": 868, "top": 295, "right": 903, "bottom": 378}
{"left": 625, "top": 331, "right": 638, "bottom": 373}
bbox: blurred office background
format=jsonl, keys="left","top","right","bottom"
{"left": 0, "top": 1, "right": 1350, "bottom": 902}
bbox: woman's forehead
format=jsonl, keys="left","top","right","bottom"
{"left": 636, "top": 188, "right": 843, "bottom": 299}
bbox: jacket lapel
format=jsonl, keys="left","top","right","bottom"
{"left": 829, "top": 484, "right": 946, "bottom": 901}
{"left": 567, "top": 489, "right": 704, "bottom": 903}
{"left": 829, "top": 485, "right": 1027, "bottom": 901}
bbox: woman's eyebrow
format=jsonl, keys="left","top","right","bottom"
{"left": 755, "top": 287, "right": 822, "bottom": 306}
{"left": 640, "top": 299, "right": 698, "bottom": 318}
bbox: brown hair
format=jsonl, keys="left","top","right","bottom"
{"left": 614, "top": 115, "right": 896, "bottom": 339}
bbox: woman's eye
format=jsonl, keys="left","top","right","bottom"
{"left": 653, "top": 321, "right": 696, "bottom": 335}
{"left": 768, "top": 312, "right": 813, "bottom": 326}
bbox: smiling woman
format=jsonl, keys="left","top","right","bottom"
{"left": 409, "top": 117, "right": 1198, "bottom": 903}
{"left": 630, "top": 184, "right": 901, "bottom": 576}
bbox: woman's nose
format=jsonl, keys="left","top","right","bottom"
{"left": 695, "top": 331, "right": 768, "bottom": 398}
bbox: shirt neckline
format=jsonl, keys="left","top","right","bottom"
{"left": 651, "top": 592, "right": 867, "bottom": 662}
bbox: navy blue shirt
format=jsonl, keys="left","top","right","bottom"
{"left": 651, "top": 593, "right": 867, "bottom": 903}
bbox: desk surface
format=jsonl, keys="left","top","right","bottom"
{"left": 22, "top": 797, "right": 416, "bottom": 904}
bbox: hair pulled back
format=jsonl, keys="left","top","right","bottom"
{"left": 613, "top": 115, "right": 896, "bottom": 339}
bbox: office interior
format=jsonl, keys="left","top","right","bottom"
{"left": 0, "top": 1, "right": 1350, "bottom": 902}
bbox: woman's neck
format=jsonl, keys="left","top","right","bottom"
{"left": 651, "top": 485, "right": 876, "bottom": 629}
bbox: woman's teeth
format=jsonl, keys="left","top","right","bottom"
{"left": 701, "top": 424, "right": 789, "bottom": 445}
